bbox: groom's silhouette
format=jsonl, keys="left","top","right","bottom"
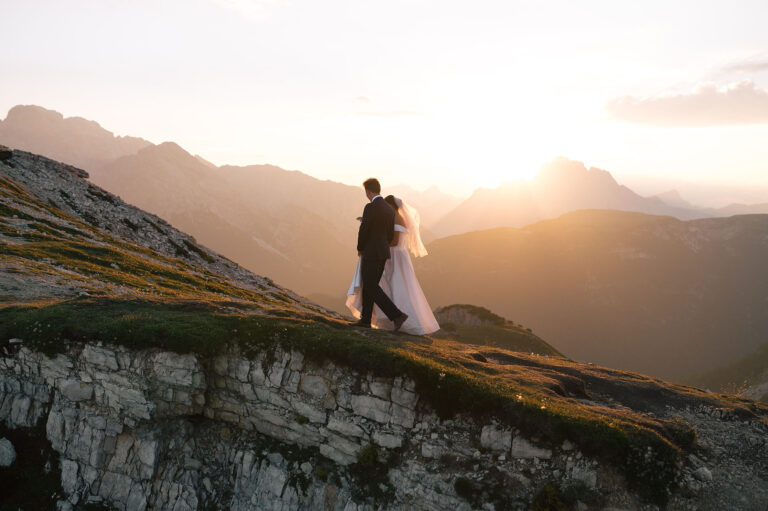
{"left": 351, "top": 178, "right": 408, "bottom": 331}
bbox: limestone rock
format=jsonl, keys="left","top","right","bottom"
{"left": 373, "top": 430, "right": 403, "bottom": 449}
{"left": 694, "top": 466, "right": 713, "bottom": 482}
{"left": 350, "top": 394, "right": 391, "bottom": 424}
{"left": 327, "top": 417, "right": 365, "bottom": 438}
{"left": 570, "top": 464, "right": 597, "bottom": 488}
{"left": 511, "top": 437, "right": 552, "bottom": 459}
{"left": 480, "top": 425, "right": 512, "bottom": 451}
{"left": 60, "top": 379, "right": 94, "bottom": 402}
{"left": 299, "top": 375, "right": 330, "bottom": 399}
{"left": 82, "top": 346, "right": 119, "bottom": 371}
{"left": 421, "top": 442, "right": 444, "bottom": 459}
{"left": 0, "top": 437, "right": 16, "bottom": 467}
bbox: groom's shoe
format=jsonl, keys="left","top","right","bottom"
{"left": 348, "top": 320, "right": 371, "bottom": 328}
{"left": 393, "top": 313, "right": 409, "bottom": 332}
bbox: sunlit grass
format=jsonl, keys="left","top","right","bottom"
{"left": 2, "top": 298, "right": 765, "bottom": 504}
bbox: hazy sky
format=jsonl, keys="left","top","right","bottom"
{"left": 2, "top": 0, "right": 768, "bottom": 201}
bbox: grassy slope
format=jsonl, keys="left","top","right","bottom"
{"left": 0, "top": 172, "right": 304, "bottom": 311}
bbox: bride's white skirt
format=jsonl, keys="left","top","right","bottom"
{"left": 346, "top": 248, "right": 440, "bottom": 335}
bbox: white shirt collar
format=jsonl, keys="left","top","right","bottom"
{"left": 370, "top": 194, "right": 382, "bottom": 202}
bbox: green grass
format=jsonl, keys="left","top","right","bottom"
{"left": 3, "top": 298, "right": 765, "bottom": 504}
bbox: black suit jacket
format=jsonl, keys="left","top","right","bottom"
{"left": 357, "top": 196, "right": 395, "bottom": 260}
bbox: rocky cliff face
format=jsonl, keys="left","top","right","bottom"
{"left": 2, "top": 340, "right": 767, "bottom": 511}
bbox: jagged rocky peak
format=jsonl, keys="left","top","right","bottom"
{"left": 0, "top": 105, "right": 152, "bottom": 170}
{"left": 533, "top": 157, "right": 618, "bottom": 188}
{"left": 653, "top": 188, "right": 694, "bottom": 209}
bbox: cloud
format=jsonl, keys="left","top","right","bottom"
{"left": 722, "top": 58, "right": 768, "bottom": 74}
{"left": 355, "top": 96, "right": 371, "bottom": 103}
{"left": 606, "top": 80, "right": 768, "bottom": 126}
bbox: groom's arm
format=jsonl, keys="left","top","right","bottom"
{"left": 357, "top": 204, "right": 372, "bottom": 253}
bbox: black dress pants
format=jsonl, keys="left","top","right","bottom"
{"left": 360, "top": 257, "right": 401, "bottom": 325}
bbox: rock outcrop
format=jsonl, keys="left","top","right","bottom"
{"left": 2, "top": 340, "right": 767, "bottom": 510}
{"left": 0, "top": 436, "right": 16, "bottom": 466}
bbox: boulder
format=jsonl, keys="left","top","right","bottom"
{"left": 0, "top": 437, "right": 16, "bottom": 467}
{"left": 694, "top": 467, "right": 713, "bottom": 482}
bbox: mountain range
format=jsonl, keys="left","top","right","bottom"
{"left": 416, "top": 209, "right": 768, "bottom": 381}
{"left": 0, "top": 105, "right": 152, "bottom": 170}
{"left": 430, "top": 158, "right": 712, "bottom": 237}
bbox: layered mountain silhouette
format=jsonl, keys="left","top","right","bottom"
{"left": 431, "top": 158, "right": 710, "bottom": 237}
{"left": 0, "top": 105, "right": 152, "bottom": 171}
{"left": 416, "top": 209, "right": 768, "bottom": 381}
{"left": 0, "top": 105, "right": 461, "bottom": 297}
{"left": 88, "top": 141, "right": 362, "bottom": 295}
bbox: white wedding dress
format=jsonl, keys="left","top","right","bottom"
{"left": 346, "top": 201, "right": 440, "bottom": 335}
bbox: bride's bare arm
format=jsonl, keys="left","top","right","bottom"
{"left": 390, "top": 231, "right": 400, "bottom": 247}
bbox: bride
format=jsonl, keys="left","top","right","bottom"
{"left": 346, "top": 195, "right": 440, "bottom": 335}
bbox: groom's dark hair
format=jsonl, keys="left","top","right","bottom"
{"left": 363, "top": 178, "right": 381, "bottom": 194}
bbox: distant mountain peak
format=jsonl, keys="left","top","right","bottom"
{"left": 153, "top": 141, "right": 191, "bottom": 156}
{"left": 533, "top": 158, "right": 618, "bottom": 188}
{"left": 6, "top": 104, "right": 65, "bottom": 122}
{"left": 0, "top": 104, "right": 152, "bottom": 171}
{"left": 652, "top": 189, "right": 695, "bottom": 209}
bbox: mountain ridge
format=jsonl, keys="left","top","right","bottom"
{"left": 431, "top": 157, "right": 710, "bottom": 237}
{"left": 0, "top": 105, "right": 152, "bottom": 171}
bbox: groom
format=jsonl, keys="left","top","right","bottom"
{"left": 350, "top": 178, "right": 408, "bottom": 331}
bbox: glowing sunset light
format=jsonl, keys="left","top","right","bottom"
{"left": 1, "top": 0, "right": 767, "bottom": 198}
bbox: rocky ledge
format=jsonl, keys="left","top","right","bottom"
{"left": 1, "top": 341, "right": 767, "bottom": 511}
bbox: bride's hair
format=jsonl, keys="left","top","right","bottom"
{"left": 384, "top": 195, "right": 399, "bottom": 210}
